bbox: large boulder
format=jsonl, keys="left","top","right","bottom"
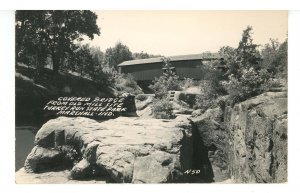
{"left": 224, "top": 92, "right": 287, "bottom": 183}
{"left": 21, "top": 116, "right": 194, "bottom": 183}
{"left": 135, "top": 94, "right": 155, "bottom": 118}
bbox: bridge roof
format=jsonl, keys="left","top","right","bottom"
{"left": 118, "top": 53, "right": 222, "bottom": 67}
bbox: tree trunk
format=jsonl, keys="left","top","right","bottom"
{"left": 52, "top": 53, "right": 59, "bottom": 74}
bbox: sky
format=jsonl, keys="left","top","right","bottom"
{"left": 86, "top": 10, "right": 287, "bottom": 56}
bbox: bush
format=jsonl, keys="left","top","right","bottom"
{"left": 149, "top": 57, "right": 182, "bottom": 98}
{"left": 179, "top": 78, "right": 198, "bottom": 90}
{"left": 113, "top": 73, "right": 143, "bottom": 96}
{"left": 222, "top": 67, "right": 266, "bottom": 104}
{"left": 178, "top": 93, "right": 196, "bottom": 108}
{"left": 191, "top": 78, "right": 223, "bottom": 110}
{"left": 194, "top": 94, "right": 215, "bottom": 111}
{"left": 151, "top": 98, "right": 175, "bottom": 119}
{"left": 102, "top": 65, "right": 143, "bottom": 96}
{"left": 150, "top": 73, "right": 182, "bottom": 98}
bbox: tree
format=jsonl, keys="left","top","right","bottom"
{"left": 221, "top": 26, "right": 267, "bottom": 103}
{"left": 236, "top": 26, "right": 261, "bottom": 72}
{"left": 104, "top": 42, "right": 133, "bottom": 68}
{"left": 16, "top": 10, "right": 100, "bottom": 74}
{"left": 149, "top": 57, "right": 182, "bottom": 98}
{"left": 220, "top": 26, "right": 262, "bottom": 80}
{"left": 64, "top": 44, "right": 96, "bottom": 76}
{"left": 16, "top": 11, "right": 49, "bottom": 69}
{"left": 133, "top": 51, "right": 150, "bottom": 59}
{"left": 62, "top": 44, "right": 111, "bottom": 87}
{"left": 261, "top": 39, "right": 287, "bottom": 77}
{"left": 218, "top": 46, "right": 238, "bottom": 76}
{"left": 90, "top": 46, "right": 105, "bottom": 66}
{"left": 133, "top": 51, "right": 162, "bottom": 59}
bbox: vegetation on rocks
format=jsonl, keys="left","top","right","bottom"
{"left": 149, "top": 58, "right": 181, "bottom": 118}
{"left": 220, "top": 26, "right": 287, "bottom": 104}
{"left": 149, "top": 58, "right": 182, "bottom": 98}
{"left": 151, "top": 98, "right": 175, "bottom": 119}
{"left": 15, "top": 11, "right": 145, "bottom": 97}
{"left": 15, "top": 11, "right": 288, "bottom": 183}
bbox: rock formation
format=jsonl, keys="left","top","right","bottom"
{"left": 18, "top": 91, "right": 287, "bottom": 183}
{"left": 21, "top": 116, "right": 194, "bottom": 183}
{"left": 190, "top": 91, "right": 287, "bottom": 183}
{"left": 190, "top": 107, "right": 230, "bottom": 182}
{"left": 225, "top": 91, "right": 287, "bottom": 183}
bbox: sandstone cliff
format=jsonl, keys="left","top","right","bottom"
{"left": 225, "top": 91, "right": 287, "bottom": 183}
{"left": 17, "top": 91, "right": 287, "bottom": 183}
{"left": 18, "top": 116, "right": 194, "bottom": 183}
{"left": 190, "top": 91, "right": 287, "bottom": 183}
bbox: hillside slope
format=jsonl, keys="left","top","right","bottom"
{"left": 16, "top": 64, "right": 114, "bottom": 126}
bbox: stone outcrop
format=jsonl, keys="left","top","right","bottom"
{"left": 190, "top": 107, "right": 230, "bottom": 182}
{"left": 22, "top": 116, "right": 194, "bottom": 183}
{"left": 18, "top": 90, "right": 287, "bottom": 184}
{"left": 224, "top": 92, "right": 287, "bottom": 183}
{"left": 135, "top": 94, "right": 155, "bottom": 118}
{"left": 190, "top": 91, "right": 287, "bottom": 183}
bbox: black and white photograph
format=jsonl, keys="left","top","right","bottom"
{"left": 13, "top": 10, "right": 289, "bottom": 184}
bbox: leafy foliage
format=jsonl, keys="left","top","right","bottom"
{"left": 222, "top": 68, "right": 264, "bottom": 104}
{"left": 179, "top": 77, "right": 198, "bottom": 90}
{"left": 16, "top": 10, "right": 100, "bottom": 73}
{"left": 148, "top": 58, "right": 181, "bottom": 119}
{"left": 178, "top": 93, "right": 196, "bottom": 108}
{"left": 220, "top": 26, "right": 261, "bottom": 79}
{"left": 102, "top": 67, "right": 143, "bottom": 96}
{"left": 220, "top": 26, "right": 273, "bottom": 103}
{"left": 236, "top": 26, "right": 261, "bottom": 72}
{"left": 193, "top": 80, "right": 220, "bottom": 110}
{"left": 62, "top": 44, "right": 111, "bottom": 86}
{"left": 104, "top": 42, "right": 133, "bottom": 68}
{"left": 114, "top": 73, "right": 143, "bottom": 95}
{"left": 90, "top": 46, "right": 105, "bottom": 66}
{"left": 261, "top": 39, "right": 287, "bottom": 78}
{"left": 133, "top": 52, "right": 162, "bottom": 59}
{"left": 151, "top": 98, "right": 175, "bottom": 119}
{"left": 149, "top": 58, "right": 182, "bottom": 98}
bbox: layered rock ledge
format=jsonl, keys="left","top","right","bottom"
{"left": 16, "top": 91, "right": 287, "bottom": 183}
{"left": 19, "top": 116, "right": 194, "bottom": 183}
{"left": 225, "top": 91, "right": 287, "bottom": 183}
{"left": 189, "top": 91, "right": 287, "bottom": 183}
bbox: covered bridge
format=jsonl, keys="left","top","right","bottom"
{"left": 118, "top": 54, "right": 224, "bottom": 81}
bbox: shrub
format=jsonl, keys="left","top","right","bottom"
{"left": 103, "top": 65, "right": 143, "bottom": 96}
{"left": 150, "top": 73, "right": 182, "bottom": 98}
{"left": 179, "top": 77, "right": 198, "bottom": 90}
{"left": 191, "top": 79, "right": 221, "bottom": 110}
{"left": 222, "top": 67, "right": 266, "bottom": 104}
{"left": 113, "top": 73, "right": 143, "bottom": 96}
{"left": 194, "top": 94, "right": 215, "bottom": 111}
{"left": 149, "top": 57, "right": 182, "bottom": 98}
{"left": 178, "top": 93, "right": 196, "bottom": 108}
{"left": 151, "top": 98, "right": 175, "bottom": 119}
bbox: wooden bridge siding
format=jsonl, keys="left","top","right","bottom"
{"left": 120, "top": 62, "right": 163, "bottom": 81}
{"left": 172, "top": 60, "right": 205, "bottom": 80}
{"left": 120, "top": 60, "right": 206, "bottom": 81}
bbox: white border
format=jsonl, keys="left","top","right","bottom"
{"left": 1, "top": 1, "right": 300, "bottom": 193}
{"left": 0, "top": 0, "right": 299, "bottom": 10}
